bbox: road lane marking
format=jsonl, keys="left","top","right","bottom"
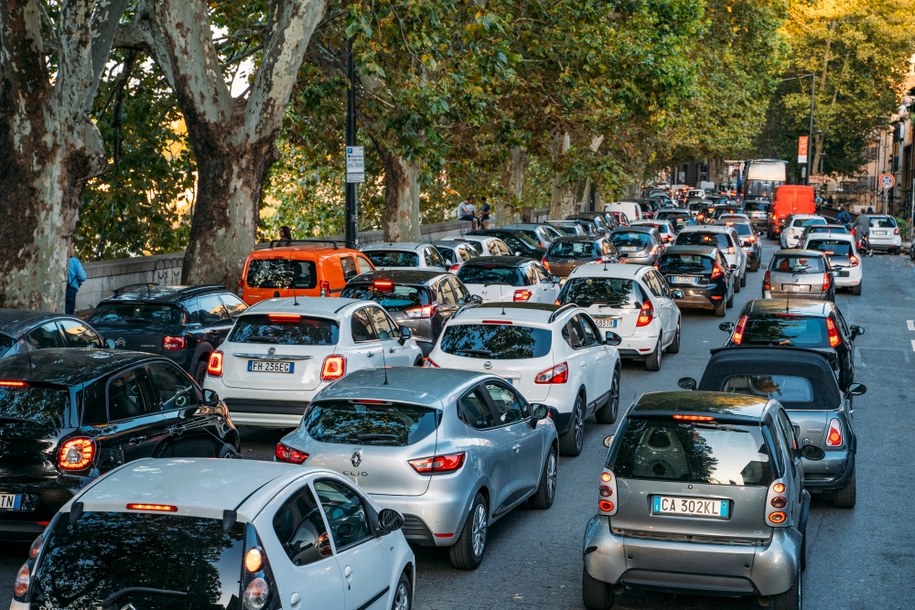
{"left": 908, "top": 320, "right": 915, "bottom": 331}
{"left": 912, "top": 339, "right": 915, "bottom": 352}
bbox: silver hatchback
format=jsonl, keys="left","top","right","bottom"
{"left": 764, "top": 249, "right": 834, "bottom": 301}
{"left": 276, "top": 367, "right": 559, "bottom": 569}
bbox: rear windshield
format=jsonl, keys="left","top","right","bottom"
{"left": 366, "top": 250, "right": 420, "bottom": 267}
{"left": 32, "top": 511, "right": 245, "bottom": 609}
{"left": 559, "top": 277, "right": 644, "bottom": 309}
{"left": 304, "top": 401, "right": 438, "bottom": 446}
{"left": 744, "top": 201, "right": 770, "bottom": 212}
{"left": 611, "top": 232, "right": 651, "bottom": 249}
{"left": 548, "top": 240, "right": 595, "bottom": 258}
{"left": 721, "top": 374, "right": 814, "bottom": 404}
{"left": 89, "top": 303, "right": 184, "bottom": 326}
{"left": 341, "top": 284, "right": 430, "bottom": 312}
{"left": 228, "top": 314, "right": 339, "bottom": 345}
{"left": 435, "top": 247, "right": 457, "bottom": 264}
{"left": 245, "top": 259, "right": 317, "bottom": 290}
{"left": 676, "top": 232, "right": 730, "bottom": 250}
{"left": 740, "top": 315, "right": 828, "bottom": 348}
{"left": 658, "top": 254, "right": 714, "bottom": 274}
{"left": 807, "top": 240, "right": 853, "bottom": 257}
{"left": 870, "top": 216, "right": 897, "bottom": 228}
{"left": 770, "top": 255, "right": 826, "bottom": 273}
{"left": 438, "top": 323, "right": 552, "bottom": 359}
{"left": 457, "top": 265, "right": 525, "bottom": 286}
{"left": 609, "top": 417, "right": 774, "bottom": 486}
{"left": 795, "top": 217, "right": 826, "bottom": 227}
{"left": 729, "top": 223, "right": 752, "bottom": 236}
{"left": 0, "top": 385, "right": 68, "bottom": 427}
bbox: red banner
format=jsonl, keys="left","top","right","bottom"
{"left": 797, "top": 136, "right": 809, "bottom": 164}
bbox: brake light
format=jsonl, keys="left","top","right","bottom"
{"left": 672, "top": 414, "right": 716, "bottom": 422}
{"left": 598, "top": 469, "right": 618, "bottom": 515}
{"left": 126, "top": 503, "right": 178, "bottom": 512}
{"left": 826, "top": 418, "right": 843, "bottom": 446}
{"left": 267, "top": 313, "right": 301, "bottom": 323}
{"left": 245, "top": 547, "right": 265, "bottom": 573}
{"left": 636, "top": 300, "right": 653, "bottom": 327}
{"left": 372, "top": 280, "right": 394, "bottom": 292}
{"left": 405, "top": 305, "right": 437, "bottom": 319}
{"left": 13, "top": 564, "right": 30, "bottom": 598}
{"left": 0, "top": 380, "right": 26, "bottom": 387}
{"left": 482, "top": 320, "right": 512, "bottom": 325}
{"left": 319, "top": 280, "right": 330, "bottom": 297}
{"left": 731, "top": 315, "right": 748, "bottom": 344}
{"left": 58, "top": 438, "right": 94, "bottom": 470}
{"left": 763, "top": 270, "right": 771, "bottom": 292}
{"left": 162, "top": 335, "right": 186, "bottom": 350}
{"left": 207, "top": 351, "right": 224, "bottom": 377}
{"left": 535, "top": 362, "right": 569, "bottom": 384}
{"left": 542, "top": 258, "right": 551, "bottom": 272}
{"left": 449, "top": 263, "right": 461, "bottom": 273}
{"left": 513, "top": 289, "right": 533, "bottom": 302}
{"left": 275, "top": 442, "right": 309, "bottom": 464}
{"left": 822, "top": 273, "right": 832, "bottom": 291}
{"left": 765, "top": 480, "right": 789, "bottom": 526}
{"left": 894, "top": 227, "right": 900, "bottom": 235}
{"left": 825, "top": 318, "right": 841, "bottom": 348}
{"left": 409, "top": 452, "right": 466, "bottom": 474}
{"left": 236, "top": 278, "right": 245, "bottom": 297}
{"left": 849, "top": 254, "right": 859, "bottom": 267}
{"left": 321, "top": 355, "right": 346, "bottom": 380}
{"left": 710, "top": 264, "right": 724, "bottom": 280}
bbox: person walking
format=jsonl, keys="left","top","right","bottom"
{"left": 854, "top": 212, "right": 872, "bottom": 256}
{"left": 66, "top": 242, "right": 87, "bottom": 315}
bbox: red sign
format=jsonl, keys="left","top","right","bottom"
{"left": 879, "top": 173, "right": 896, "bottom": 189}
{"left": 797, "top": 136, "right": 809, "bottom": 164}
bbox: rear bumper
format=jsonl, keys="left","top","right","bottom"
{"left": 371, "top": 484, "right": 478, "bottom": 548}
{"left": 670, "top": 285, "right": 727, "bottom": 311}
{"left": 0, "top": 477, "right": 84, "bottom": 541}
{"left": 802, "top": 450, "right": 854, "bottom": 491}
{"left": 221, "top": 397, "right": 310, "bottom": 428}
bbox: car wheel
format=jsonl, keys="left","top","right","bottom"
{"left": 666, "top": 323, "right": 680, "bottom": 354}
{"left": 449, "top": 493, "right": 488, "bottom": 569}
{"left": 734, "top": 274, "right": 742, "bottom": 293}
{"left": 740, "top": 271, "right": 747, "bottom": 287}
{"left": 832, "top": 469, "right": 856, "bottom": 508}
{"left": 751, "top": 259, "right": 760, "bottom": 272}
{"left": 582, "top": 569, "right": 615, "bottom": 610}
{"left": 645, "top": 340, "right": 662, "bottom": 371}
{"left": 851, "top": 282, "right": 862, "bottom": 296}
{"left": 559, "top": 395, "right": 586, "bottom": 456}
{"left": 595, "top": 368, "right": 620, "bottom": 424}
{"left": 392, "top": 571, "right": 411, "bottom": 610}
{"left": 529, "top": 448, "right": 558, "bottom": 509}
{"left": 892, "top": 247, "right": 900, "bottom": 255}
{"left": 769, "top": 567, "right": 801, "bottom": 610}
{"left": 193, "top": 359, "right": 208, "bottom": 385}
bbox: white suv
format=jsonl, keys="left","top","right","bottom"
{"left": 780, "top": 214, "right": 827, "bottom": 248}
{"left": 674, "top": 225, "right": 747, "bottom": 290}
{"left": 804, "top": 234, "right": 864, "bottom": 295}
{"left": 204, "top": 297, "right": 423, "bottom": 427}
{"left": 426, "top": 303, "right": 621, "bottom": 457}
{"left": 867, "top": 214, "right": 902, "bottom": 253}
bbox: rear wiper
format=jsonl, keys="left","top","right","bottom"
{"left": 457, "top": 348, "right": 492, "bottom": 357}
{"left": 102, "top": 588, "right": 187, "bottom": 610}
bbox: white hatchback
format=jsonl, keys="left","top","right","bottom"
{"left": 780, "top": 214, "right": 827, "bottom": 248}
{"left": 204, "top": 297, "right": 423, "bottom": 428}
{"left": 556, "top": 263, "right": 682, "bottom": 371}
{"left": 455, "top": 256, "right": 561, "bottom": 304}
{"left": 804, "top": 234, "right": 864, "bottom": 295}
{"left": 427, "top": 303, "right": 620, "bottom": 457}
{"left": 867, "top": 214, "right": 903, "bottom": 253}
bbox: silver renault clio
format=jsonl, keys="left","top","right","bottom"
{"left": 277, "top": 367, "right": 559, "bottom": 569}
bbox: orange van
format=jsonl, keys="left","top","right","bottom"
{"left": 768, "top": 185, "right": 816, "bottom": 238}
{"left": 238, "top": 240, "right": 375, "bottom": 305}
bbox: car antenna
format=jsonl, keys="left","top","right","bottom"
{"left": 381, "top": 336, "right": 389, "bottom": 385}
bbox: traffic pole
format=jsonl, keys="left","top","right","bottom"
{"left": 344, "top": 36, "right": 358, "bottom": 249}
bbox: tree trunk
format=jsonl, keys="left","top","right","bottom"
{"left": 549, "top": 132, "right": 581, "bottom": 218}
{"left": 380, "top": 149, "right": 421, "bottom": 242}
{"left": 501, "top": 146, "right": 528, "bottom": 223}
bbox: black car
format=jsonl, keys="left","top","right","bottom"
{"left": 719, "top": 299, "right": 864, "bottom": 387}
{"left": 0, "top": 349, "right": 240, "bottom": 540}
{"left": 467, "top": 229, "right": 547, "bottom": 259}
{"left": 0, "top": 310, "right": 106, "bottom": 356}
{"left": 88, "top": 284, "right": 248, "bottom": 383}
{"left": 657, "top": 245, "right": 734, "bottom": 317}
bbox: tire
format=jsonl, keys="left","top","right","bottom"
{"left": 726, "top": 289, "right": 734, "bottom": 308}
{"left": 528, "top": 448, "right": 558, "bottom": 509}
{"left": 666, "top": 323, "right": 681, "bottom": 354}
{"left": 734, "top": 274, "right": 742, "bottom": 293}
{"left": 595, "top": 368, "right": 620, "bottom": 424}
{"left": 218, "top": 443, "right": 242, "bottom": 459}
{"left": 892, "top": 247, "right": 900, "bottom": 255}
{"left": 392, "top": 571, "right": 411, "bottom": 610}
{"left": 449, "top": 493, "right": 488, "bottom": 569}
{"left": 770, "top": 568, "right": 801, "bottom": 610}
{"left": 740, "top": 270, "right": 747, "bottom": 287}
{"left": 832, "top": 469, "right": 856, "bottom": 508}
{"left": 851, "top": 282, "right": 862, "bottom": 296}
{"left": 751, "top": 258, "right": 760, "bottom": 272}
{"left": 559, "top": 395, "right": 586, "bottom": 456}
{"left": 582, "top": 569, "right": 615, "bottom": 610}
{"left": 715, "top": 299, "right": 726, "bottom": 317}
{"left": 645, "top": 340, "right": 662, "bottom": 371}
{"left": 193, "top": 359, "right": 208, "bottom": 385}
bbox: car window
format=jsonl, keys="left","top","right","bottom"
{"left": 558, "top": 277, "right": 644, "bottom": 309}
{"left": 807, "top": 240, "right": 853, "bottom": 257}
{"left": 219, "top": 294, "right": 248, "bottom": 318}
{"left": 424, "top": 247, "right": 446, "bottom": 268}
{"left": 551, "top": 240, "right": 590, "bottom": 258}
{"left": 26, "top": 322, "right": 64, "bottom": 349}
{"left": 448, "top": 276, "right": 469, "bottom": 301}
{"left": 721, "top": 374, "right": 814, "bottom": 403}
{"left": 458, "top": 387, "right": 497, "bottom": 429}
{"left": 832, "top": 310, "right": 851, "bottom": 338}
{"left": 304, "top": 400, "right": 439, "bottom": 445}
{"left": 107, "top": 368, "right": 156, "bottom": 419}
{"left": 146, "top": 361, "right": 200, "bottom": 411}
{"left": 89, "top": 303, "right": 184, "bottom": 326}
{"left": 196, "top": 294, "right": 229, "bottom": 325}
{"left": 438, "top": 279, "right": 457, "bottom": 306}
{"left": 770, "top": 255, "right": 826, "bottom": 273}
{"left": 438, "top": 323, "right": 552, "bottom": 359}
{"left": 776, "top": 409, "right": 799, "bottom": 455}
{"left": 457, "top": 246, "right": 476, "bottom": 263}
{"left": 246, "top": 259, "right": 317, "bottom": 290}
{"left": 340, "top": 256, "right": 358, "bottom": 281}
{"left": 642, "top": 270, "right": 668, "bottom": 297}
{"left": 367, "top": 306, "right": 396, "bottom": 339}
{"left": 366, "top": 250, "right": 420, "bottom": 268}
{"left": 659, "top": 254, "right": 714, "bottom": 274}
{"left": 481, "top": 381, "right": 527, "bottom": 425}
{"left": 870, "top": 216, "right": 896, "bottom": 228}
{"left": 314, "top": 479, "right": 373, "bottom": 550}
{"left": 456, "top": 264, "right": 524, "bottom": 287}
{"left": 489, "top": 239, "right": 511, "bottom": 256}
{"left": 273, "top": 485, "right": 332, "bottom": 566}
{"left": 59, "top": 319, "right": 104, "bottom": 348}
{"left": 350, "top": 308, "right": 378, "bottom": 342}
{"left": 229, "top": 314, "right": 339, "bottom": 345}
{"left": 741, "top": 315, "right": 828, "bottom": 348}
{"left": 562, "top": 319, "right": 584, "bottom": 349}
{"left": 436, "top": 246, "right": 456, "bottom": 264}
{"left": 355, "top": 256, "right": 374, "bottom": 274}
{"left": 0, "top": 384, "right": 67, "bottom": 427}
{"left": 611, "top": 232, "right": 651, "bottom": 250}
{"left": 342, "top": 282, "right": 430, "bottom": 312}
{"left": 576, "top": 314, "right": 600, "bottom": 346}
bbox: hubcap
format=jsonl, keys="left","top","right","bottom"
{"left": 393, "top": 581, "right": 410, "bottom": 610}
{"left": 471, "top": 503, "right": 487, "bottom": 558}
{"left": 574, "top": 401, "right": 584, "bottom": 449}
{"left": 611, "top": 374, "right": 620, "bottom": 417}
{"left": 546, "top": 453, "right": 557, "bottom": 499}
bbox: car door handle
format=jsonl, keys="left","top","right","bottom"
{"left": 512, "top": 443, "right": 521, "bottom": 453}
{"left": 290, "top": 592, "right": 301, "bottom": 607}
{"left": 129, "top": 435, "right": 146, "bottom": 445}
{"left": 367, "top": 352, "right": 375, "bottom": 358}
{"left": 389, "top": 347, "right": 397, "bottom": 353}
{"left": 343, "top": 564, "right": 353, "bottom": 589}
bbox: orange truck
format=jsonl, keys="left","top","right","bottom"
{"left": 767, "top": 185, "right": 816, "bottom": 238}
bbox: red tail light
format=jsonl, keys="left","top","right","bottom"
{"left": 162, "top": 335, "right": 186, "bottom": 350}
{"left": 449, "top": 263, "right": 461, "bottom": 273}
{"left": 542, "top": 258, "right": 551, "bottom": 272}
{"left": 372, "top": 280, "right": 394, "bottom": 292}
{"left": 321, "top": 355, "right": 346, "bottom": 380}
{"left": 535, "top": 362, "right": 569, "bottom": 384}
{"left": 766, "top": 480, "right": 789, "bottom": 526}
{"left": 275, "top": 442, "right": 309, "bottom": 464}
{"left": 821, "top": 273, "right": 832, "bottom": 291}
{"left": 825, "top": 318, "right": 841, "bottom": 348}
{"left": 268, "top": 313, "right": 302, "bottom": 323}
{"left": 207, "top": 351, "right": 224, "bottom": 377}
{"left": 598, "top": 470, "right": 618, "bottom": 515}
{"left": 13, "top": 564, "right": 31, "bottom": 598}
{"left": 319, "top": 280, "right": 331, "bottom": 296}
{"left": 0, "top": 380, "right": 27, "bottom": 388}
{"left": 406, "top": 305, "right": 437, "bottom": 319}
{"left": 894, "top": 227, "right": 900, "bottom": 235}
{"left": 849, "top": 254, "right": 859, "bottom": 267}
{"left": 636, "top": 300, "right": 654, "bottom": 327}
{"left": 710, "top": 264, "right": 724, "bottom": 280}
{"left": 409, "top": 452, "right": 466, "bottom": 474}
{"left": 763, "top": 270, "right": 771, "bottom": 292}
{"left": 58, "top": 437, "right": 95, "bottom": 470}
{"left": 513, "top": 289, "right": 533, "bottom": 302}
{"left": 826, "top": 418, "right": 843, "bottom": 446}
{"left": 731, "top": 315, "right": 748, "bottom": 344}
{"left": 236, "top": 278, "right": 245, "bottom": 297}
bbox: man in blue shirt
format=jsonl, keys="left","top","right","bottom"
{"left": 835, "top": 206, "right": 852, "bottom": 228}
{"left": 66, "top": 242, "right": 87, "bottom": 314}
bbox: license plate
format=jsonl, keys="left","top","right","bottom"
{"left": 670, "top": 276, "right": 699, "bottom": 285}
{"left": 652, "top": 495, "right": 729, "bottom": 519}
{"left": 248, "top": 360, "right": 294, "bottom": 374}
{"left": 0, "top": 493, "right": 22, "bottom": 511}
{"left": 594, "top": 318, "right": 618, "bottom": 328}
{"left": 619, "top": 246, "right": 639, "bottom": 253}
{"left": 873, "top": 230, "right": 886, "bottom": 236}
{"left": 782, "top": 284, "right": 809, "bottom": 292}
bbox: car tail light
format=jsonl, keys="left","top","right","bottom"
{"left": 710, "top": 264, "right": 724, "bottom": 280}
{"left": 636, "top": 300, "right": 654, "bottom": 327}
{"left": 672, "top": 414, "right": 716, "bottom": 422}
{"left": 236, "top": 278, "right": 245, "bottom": 297}
{"left": 765, "top": 480, "right": 789, "bottom": 526}
{"left": 162, "top": 335, "right": 186, "bottom": 350}
{"left": 406, "top": 305, "right": 437, "bottom": 319}
{"left": 267, "top": 313, "right": 301, "bottom": 323}
{"left": 598, "top": 469, "right": 618, "bottom": 515}
{"left": 319, "top": 280, "right": 330, "bottom": 297}
{"left": 513, "top": 289, "right": 533, "bottom": 302}
{"left": 542, "top": 258, "right": 551, "bottom": 272}
{"left": 275, "top": 442, "right": 309, "bottom": 464}
{"left": 895, "top": 227, "right": 900, "bottom": 235}
{"left": 731, "top": 315, "right": 748, "bottom": 344}
{"left": 821, "top": 273, "right": 832, "bottom": 291}
{"left": 126, "top": 503, "right": 179, "bottom": 512}
{"left": 849, "top": 254, "right": 859, "bottom": 267}
{"left": 535, "top": 362, "right": 569, "bottom": 384}
{"left": 409, "top": 452, "right": 466, "bottom": 474}
{"left": 825, "top": 318, "right": 841, "bottom": 348}
{"left": 826, "top": 418, "right": 843, "bottom": 447}
{"left": 58, "top": 437, "right": 95, "bottom": 471}
{"left": 321, "top": 355, "right": 346, "bottom": 380}
{"left": 207, "top": 351, "right": 224, "bottom": 377}
{"left": 0, "top": 380, "right": 27, "bottom": 388}
{"left": 241, "top": 540, "right": 275, "bottom": 610}
{"left": 763, "top": 270, "right": 771, "bottom": 292}
{"left": 13, "top": 563, "right": 30, "bottom": 598}
{"left": 424, "top": 357, "right": 439, "bottom": 368}
{"left": 449, "top": 263, "right": 461, "bottom": 273}
{"left": 372, "top": 280, "right": 394, "bottom": 292}
{"left": 483, "top": 320, "right": 512, "bottom": 325}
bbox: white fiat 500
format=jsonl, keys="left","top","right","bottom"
{"left": 804, "top": 234, "right": 864, "bottom": 295}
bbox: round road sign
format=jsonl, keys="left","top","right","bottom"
{"left": 879, "top": 173, "right": 896, "bottom": 189}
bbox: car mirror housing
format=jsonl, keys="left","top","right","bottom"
{"left": 846, "top": 382, "right": 867, "bottom": 396}
{"left": 850, "top": 325, "right": 865, "bottom": 339}
{"left": 203, "top": 388, "right": 220, "bottom": 406}
{"left": 670, "top": 289, "right": 685, "bottom": 299}
{"left": 677, "top": 377, "right": 697, "bottom": 390}
{"left": 602, "top": 434, "right": 614, "bottom": 448}
{"left": 377, "top": 508, "right": 404, "bottom": 533}
{"left": 604, "top": 332, "right": 622, "bottom": 347}
{"left": 105, "top": 338, "right": 117, "bottom": 349}
{"left": 530, "top": 403, "right": 549, "bottom": 421}
{"left": 398, "top": 326, "right": 413, "bottom": 345}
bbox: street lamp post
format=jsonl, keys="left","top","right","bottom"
{"left": 782, "top": 73, "right": 816, "bottom": 185}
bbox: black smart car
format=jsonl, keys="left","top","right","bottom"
{"left": 657, "top": 245, "right": 735, "bottom": 317}
{"left": 0, "top": 310, "right": 106, "bottom": 356}
{"left": 0, "top": 349, "right": 240, "bottom": 540}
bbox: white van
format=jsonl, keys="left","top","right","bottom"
{"left": 604, "top": 201, "right": 643, "bottom": 223}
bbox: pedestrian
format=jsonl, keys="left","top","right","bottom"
{"left": 854, "top": 212, "right": 872, "bottom": 256}
{"left": 835, "top": 206, "right": 852, "bottom": 228}
{"left": 479, "top": 197, "right": 492, "bottom": 229}
{"left": 456, "top": 196, "right": 478, "bottom": 231}
{"left": 66, "top": 242, "right": 87, "bottom": 315}
{"left": 866, "top": 206, "right": 874, "bottom": 214}
{"left": 277, "top": 225, "right": 292, "bottom": 246}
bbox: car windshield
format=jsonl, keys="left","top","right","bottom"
{"left": 304, "top": 401, "right": 439, "bottom": 445}
{"left": 245, "top": 259, "right": 317, "bottom": 290}
{"left": 548, "top": 240, "right": 595, "bottom": 258}
{"left": 658, "top": 254, "right": 714, "bottom": 274}
{"left": 365, "top": 250, "right": 420, "bottom": 267}
{"left": 676, "top": 232, "right": 730, "bottom": 250}
{"left": 438, "top": 323, "right": 552, "bottom": 359}
{"left": 609, "top": 417, "right": 774, "bottom": 486}
{"left": 341, "top": 284, "right": 430, "bottom": 312}
{"left": 739, "top": 315, "right": 829, "bottom": 348}
{"left": 611, "top": 232, "right": 651, "bottom": 249}
{"left": 807, "top": 240, "right": 853, "bottom": 257}
{"left": 457, "top": 265, "right": 525, "bottom": 286}
{"left": 228, "top": 314, "right": 339, "bottom": 345}
{"left": 721, "top": 374, "right": 814, "bottom": 404}
{"left": 89, "top": 303, "right": 184, "bottom": 326}
{"left": 559, "top": 277, "right": 643, "bottom": 308}
{"left": 770, "top": 255, "right": 826, "bottom": 273}
{"left": 0, "top": 384, "right": 67, "bottom": 427}
{"left": 31, "top": 511, "right": 245, "bottom": 609}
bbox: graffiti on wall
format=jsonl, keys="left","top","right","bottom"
{"left": 151, "top": 256, "right": 184, "bottom": 285}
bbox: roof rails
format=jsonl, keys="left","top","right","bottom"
{"left": 112, "top": 282, "right": 159, "bottom": 296}
{"left": 269, "top": 239, "right": 339, "bottom": 249}
{"left": 548, "top": 303, "right": 578, "bottom": 323}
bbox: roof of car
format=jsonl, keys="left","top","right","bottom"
{"left": 314, "top": 367, "right": 494, "bottom": 406}
{"left": 805, "top": 233, "right": 855, "bottom": 243}
{"left": 740, "top": 298, "right": 835, "bottom": 317}
{"left": 629, "top": 390, "right": 771, "bottom": 420}
{"left": 460, "top": 255, "right": 532, "bottom": 268}
{"left": 551, "top": 235, "right": 601, "bottom": 243}
{"left": 0, "top": 348, "right": 165, "bottom": 385}
{"left": 100, "top": 284, "right": 230, "bottom": 303}
{"left": 362, "top": 242, "right": 435, "bottom": 251}
{"left": 567, "top": 262, "right": 643, "bottom": 279}
{"left": 611, "top": 226, "right": 656, "bottom": 234}
{"left": 452, "top": 302, "right": 573, "bottom": 325}
{"left": 660, "top": 245, "right": 719, "bottom": 257}
{"left": 500, "top": 223, "right": 553, "bottom": 230}
{"left": 678, "top": 224, "right": 735, "bottom": 234}
{"left": 246, "top": 242, "right": 364, "bottom": 260}
{"left": 0, "top": 310, "right": 85, "bottom": 338}
{"left": 245, "top": 296, "right": 363, "bottom": 315}
{"left": 772, "top": 249, "right": 828, "bottom": 258}
{"left": 431, "top": 240, "right": 476, "bottom": 249}
{"left": 346, "top": 269, "right": 450, "bottom": 285}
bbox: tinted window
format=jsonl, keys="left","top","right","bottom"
{"left": 424, "top": 247, "right": 446, "bottom": 268}
{"left": 147, "top": 361, "right": 199, "bottom": 410}
{"left": 721, "top": 374, "right": 814, "bottom": 404}
{"left": 658, "top": 254, "right": 714, "bottom": 274}
{"left": 0, "top": 334, "right": 14, "bottom": 356}
{"left": 59, "top": 320, "right": 104, "bottom": 348}
{"left": 438, "top": 323, "right": 552, "bottom": 359}
{"left": 196, "top": 294, "right": 229, "bottom": 325}
{"left": 366, "top": 250, "right": 420, "bottom": 268}
{"left": 26, "top": 322, "right": 64, "bottom": 349}
{"left": 108, "top": 368, "right": 155, "bottom": 419}
{"left": 610, "top": 418, "right": 774, "bottom": 486}
{"left": 89, "top": 303, "right": 184, "bottom": 326}
{"left": 273, "top": 486, "right": 332, "bottom": 566}
{"left": 795, "top": 217, "right": 826, "bottom": 227}
{"left": 740, "top": 315, "right": 829, "bottom": 348}
{"left": 341, "top": 283, "right": 430, "bottom": 312}
{"left": 611, "top": 232, "right": 651, "bottom": 249}
{"left": 220, "top": 294, "right": 248, "bottom": 318}
{"left": 246, "top": 259, "right": 317, "bottom": 289}
{"left": 436, "top": 247, "right": 456, "bottom": 264}
{"left": 229, "top": 314, "right": 339, "bottom": 346}
{"left": 676, "top": 231, "right": 727, "bottom": 250}
{"left": 548, "top": 240, "right": 595, "bottom": 258}
{"left": 32, "top": 511, "right": 245, "bottom": 609}
{"left": 0, "top": 385, "right": 67, "bottom": 427}
{"left": 870, "top": 216, "right": 896, "bottom": 228}
{"left": 558, "top": 277, "right": 643, "bottom": 308}
{"left": 807, "top": 240, "right": 852, "bottom": 256}
{"left": 340, "top": 256, "right": 357, "bottom": 281}
{"left": 304, "top": 401, "right": 438, "bottom": 446}
{"left": 459, "top": 388, "right": 496, "bottom": 429}
{"left": 770, "top": 255, "right": 826, "bottom": 273}
{"left": 457, "top": 265, "right": 525, "bottom": 287}
{"left": 367, "top": 307, "right": 396, "bottom": 338}
{"left": 350, "top": 309, "right": 377, "bottom": 342}
{"left": 482, "top": 382, "right": 527, "bottom": 425}
{"left": 314, "top": 479, "right": 372, "bottom": 550}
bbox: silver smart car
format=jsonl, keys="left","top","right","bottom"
{"left": 277, "top": 367, "right": 559, "bottom": 570}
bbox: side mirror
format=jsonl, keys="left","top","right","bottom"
{"left": 719, "top": 322, "right": 734, "bottom": 332}
{"left": 203, "top": 388, "right": 220, "bottom": 406}
{"left": 604, "top": 332, "right": 622, "bottom": 346}
{"left": 398, "top": 326, "right": 412, "bottom": 345}
{"left": 730, "top": 264, "right": 739, "bottom": 271}
{"left": 677, "top": 377, "right": 697, "bottom": 390}
{"left": 515, "top": 251, "right": 523, "bottom": 256}
{"left": 603, "top": 434, "right": 614, "bottom": 448}
{"left": 846, "top": 382, "right": 867, "bottom": 396}
{"left": 377, "top": 508, "right": 404, "bottom": 533}
{"left": 799, "top": 444, "right": 825, "bottom": 461}
{"left": 530, "top": 403, "right": 549, "bottom": 421}
{"left": 470, "top": 294, "right": 483, "bottom": 304}
{"left": 552, "top": 275, "right": 562, "bottom": 284}
{"left": 850, "top": 325, "right": 864, "bottom": 339}
{"left": 670, "top": 289, "right": 685, "bottom": 299}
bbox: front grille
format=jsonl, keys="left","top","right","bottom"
{"left": 223, "top": 398, "right": 308, "bottom": 415}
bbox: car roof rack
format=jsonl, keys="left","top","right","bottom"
{"left": 112, "top": 282, "right": 159, "bottom": 296}
{"left": 548, "top": 303, "right": 578, "bottom": 323}
{"left": 269, "top": 239, "right": 339, "bottom": 249}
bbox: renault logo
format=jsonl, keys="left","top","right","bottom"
{"left": 351, "top": 450, "right": 363, "bottom": 468}
{"left": 483, "top": 361, "right": 493, "bottom": 370}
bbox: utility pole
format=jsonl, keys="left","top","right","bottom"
{"left": 806, "top": 75, "right": 815, "bottom": 186}
{"left": 344, "top": 36, "right": 359, "bottom": 249}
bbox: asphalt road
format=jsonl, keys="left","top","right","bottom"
{"left": 2, "top": 237, "right": 914, "bottom": 609}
